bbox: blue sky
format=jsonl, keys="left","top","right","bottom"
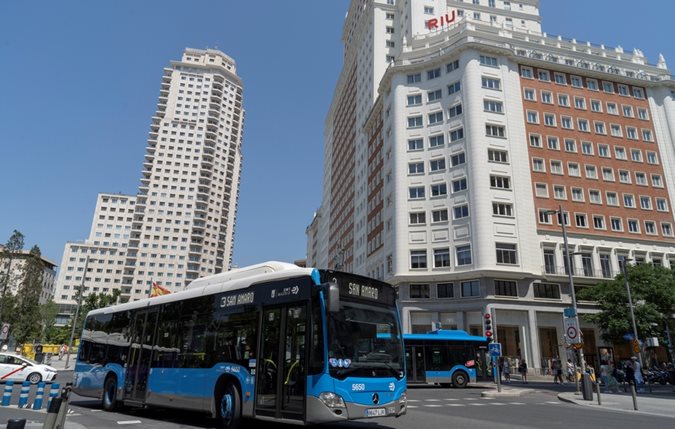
{"left": 1, "top": 1, "right": 673, "bottom": 270}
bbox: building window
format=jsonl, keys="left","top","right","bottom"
{"left": 534, "top": 283, "right": 560, "bottom": 299}
{"left": 628, "top": 219, "right": 640, "bottom": 233}
{"left": 541, "top": 91, "right": 552, "bottom": 104}
{"left": 496, "top": 243, "right": 517, "bottom": 264}
{"left": 574, "top": 97, "right": 586, "bottom": 109}
{"left": 640, "top": 196, "right": 652, "bottom": 210}
{"left": 407, "top": 116, "right": 423, "bottom": 128}
{"left": 428, "top": 111, "right": 444, "bottom": 125}
{"left": 429, "top": 134, "right": 444, "bottom": 148}
{"left": 656, "top": 198, "right": 668, "bottom": 212}
{"left": 408, "top": 161, "right": 424, "bottom": 175}
{"left": 575, "top": 213, "right": 588, "bottom": 227}
{"left": 480, "top": 55, "right": 498, "bottom": 67}
{"left": 623, "top": 105, "right": 634, "bottom": 117}
{"left": 485, "top": 124, "right": 505, "bottom": 137}
{"left": 488, "top": 149, "right": 508, "bottom": 163}
{"left": 558, "top": 94, "right": 570, "bottom": 107}
{"left": 408, "top": 138, "right": 423, "bottom": 151}
{"left": 538, "top": 70, "right": 550, "bottom": 81}
{"left": 524, "top": 88, "right": 536, "bottom": 101}
{"left": 520, "top": 66, "right": 533, "bottom": 78}
{"left": 535, "top": 183, "right": 549, "bottom": 198}
{"left": 432, "top": 209, "right": 449, "bottom": 223}
{"left": 434, "top": 248, "right": 451, "bottom": 268}
{"left": 662, "top": 223, "right": 673, "bottom": 236}
{"left": 481, "top": 77, "right": 501, "bottom": 90}
{"left": 461, "top": 280, "right": 480, "bottom": 297}
{"left": 484, "top": 99, "right": 504, "bottom": 113}
{"left": 490, "top": 175, "right": 511, "bottom": 190}
{"left": 526, "top": 111, "right": 539, "bottom": 123}
{"left": 637, "top": 108, "right": 649, "bottom": 120}
{"left": 448, "top": 103, "right": 463, "bottom": 118}
{"left": 446, "top": 60, "right": 460, "bottom": 73}
{"left": 493, "top": 202, "right": 513, "bottom": 217}
{"left": 589, "top": 190, "right": 602, "bottom": 204}
{"left": 411, "top": 250, "right": 427, "bottom": 269}
{"left": 544, "top": 113, "right": 556, "bottom": 127}
{"left": 431, "top": 183, "right": 448, "bottom": 197}
{"left": 532, "top": 158, "right": 545, "bottom": 172}
{"left": 409, "top": 186, "right": 425, "bottom": 199}
{"left": 594, "top": 121, "right": 606, "bottom": 134}
{"left": 407, "top": 73, "right": 421, "bottom": 84}
{"left": 427, "top": 68, "right": 441, "bottom": 80}
{"left": 427, "top": 89, "right": 443, "bottom": 102}
{"left": 530, "top": 134, "right": 542, "bottom": 147}
{"left": 611, "top": 217, "right": 623, "bottom": 232}
{"left": 407, "top": 94, "right": 422, "bottom": 106}
{"left": 448, "top": 81, "right": 461, "bottom": 94}
{"left": 452, "top": 178, "right": 468, "bottom": 192}
{"left": 410, "top": 284, "right": 430, "bottom": 298}
{"left": 451, "top": 152, "right": 465, "bottom": 166}
{"left": 450, "top": 127, "right": 465, "bottom": 142}
{"left": 453, "top": 204, "right": 469, "bottom": 219}
{"left": 554, "top": 72, "right": 566, "bottom": 85}
{"left": 645, "top": 221, "right": 657, "bottom": 235}
{"left": 456, "top": 245, "right": 472, "bottom": 265}
{"left": 430, "top": 158, "right": 446, "bottom": 172}
{"left": 495, "top": 280, "right": 517, "bottom": 297}
{"left": 437, "top": 283, "right": 454, "bottom": 298}
{"left": 623, "top": 194, "right": 635, "bottom": 208}
{"left": 577, "top": 119, "right": 589, "bottom": 132}
{"left": 409, "top": 212, "right": 426, "bottom": 225}
{"left": 606, "top": 191, "right": 619, "bottom": 206}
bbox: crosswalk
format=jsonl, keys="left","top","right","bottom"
{"left": 406, "top": 398, "right": 562, "bottom": 409}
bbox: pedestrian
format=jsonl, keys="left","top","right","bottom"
{"left": 631, "top": 357, "right": 644, "bottom": 392}
{"left": 59, "top": 344, "right": 65, "bottom": 360}
{"left": 503, "top": 358, "right": 511, "bottom": 383}
{"left": 625, "top": 360, "right": 636, "bottom": 391}
{"left": 519, "top": 360, "right": 528, "bottom": 383}
{"left": 553, "top": 359, "right": 564, "bottom": 384}
{"left": 1, "top": 344, "right": 7, "bottom": 352}
{"left": 566, "top": 359, "right": 574, "bottom": 383}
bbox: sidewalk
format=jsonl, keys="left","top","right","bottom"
{"left": 559, "top": 390, "right": 675, "bottom": 419}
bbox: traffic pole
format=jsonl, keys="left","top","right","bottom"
{"left": 47, "top": 383, "right": 60, "bottom": 410}
{"left": 41, "top": 397, "right": 62, "bottom": 429}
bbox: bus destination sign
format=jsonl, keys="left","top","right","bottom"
{"left": 348, "top": 282, "right": 379, "bottom": 300}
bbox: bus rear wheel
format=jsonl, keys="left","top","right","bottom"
{"left": 102, "top": 376, "right": 119, "bottom": 411}
{"left": 452, "top": 371, "right": 468, "bottom": 388}
{"left": 216, "top": 382, "right": 241, "bottom": 429}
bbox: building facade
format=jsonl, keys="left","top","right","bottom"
{"left": 0, "top": 247, "right": 57, "bottom": 305}
{"left": 311, "top": 0, "right": 675, "bottom": 372}
{"left": 54, "top": 48, "right": 244, "bottom": 316}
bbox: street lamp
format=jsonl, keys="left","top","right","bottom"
{"left": 620, "top": 257, "right": 645, "bottom": 371}
{"left": 65, "top": 255, "right": 93, "bottom": 369}
{"left": 544, "top": 205, "right": 588, "bottom": 396}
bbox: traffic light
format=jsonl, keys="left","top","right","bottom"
{"left": 484, "top": 313, "right": 493, "bottom": 342}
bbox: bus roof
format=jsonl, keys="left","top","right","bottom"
{"left": 403, "top": 329, "right": 487, "bottom": 343}
{"left": 86, "top": 261, "right": 318, "bottom": 317}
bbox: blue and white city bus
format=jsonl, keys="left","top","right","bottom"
{"left": 73, "top": 262, "right": 406, "bottom": 428}
{"left": 404, "top": 330, "right": 487, "bottom": 388}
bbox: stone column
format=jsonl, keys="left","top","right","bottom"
{"left": 527, "top": 309, "right": 542, "bottom": 374}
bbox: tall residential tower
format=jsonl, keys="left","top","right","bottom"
{"left": 54, "top": 48, "right": 244, "bottom": 313}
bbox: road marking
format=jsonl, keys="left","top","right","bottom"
{"left": 423, "top": 404, "right": 443, "bottom": 407}
{"left": 117, "top": 420, "right": 142, "bottom": 425}
{"left": 446, "top": 404, "right": 465, "bottom": 407}
{"left": 407, "top": 399, "right": 421, "bottom": 402}
{"left": 509, "top": 402, "right": 525, "bottom": 405}
{"left": 444, "top": 398, "right": 459, "bottom": 401}
{"left": 91, "top": 409, "right": 102, "bottom": 413}
{"left": 469, "top": 403, "right": 487, "bottom": 406}
{"left": 490, "top": 402, "right": 507, "bottom": 405}
{"left": 407, "top": 405, "right": 419, "bottom": 409}
{"left": 545, "top": 401, "right": 561, "bottom": 404}
{"left": 425, "top": 399, "right": 441, "bottom": 401}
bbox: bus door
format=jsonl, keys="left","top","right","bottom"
{"left": 124, "top": 308, "right": 158, "bottom": 402}
{"left": 255, "top": 304, "right": 307, "bottom": 421}
{"left": 405, "top": 345, "right": 426, "bottom": 382}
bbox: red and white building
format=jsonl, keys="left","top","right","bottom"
{"left": 310, "top": 0, "right": 675, "bottom": 371}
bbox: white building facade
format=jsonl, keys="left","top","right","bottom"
{"left": 54, "top": 48, "right": 244, "bottom": 314}
{"left": 311, "top": 0, "right": 675, "bottom": 371}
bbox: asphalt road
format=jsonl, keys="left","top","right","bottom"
{"left": 2, "top": 375, "right": 674, "bottom": 429}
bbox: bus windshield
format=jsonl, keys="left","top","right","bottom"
{"left": 327, "top": 300, "right": 403, "bottom": 380}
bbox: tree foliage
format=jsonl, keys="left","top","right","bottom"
{"left": 0, "top": 230, "right": 25, "bottom": 325}
{"left": 578, "top": 263, "right": 675, "bottom": 345}
{"left": 12, "top": 246, "right": 45, "bottom": 344}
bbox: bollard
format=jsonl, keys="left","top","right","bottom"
{"left": 629, "top": 382, "right": 639, "bottom": 411}
{"left": 34, "top": 381, "right": 46, "bottom": 410}
{"left": 41, "top": 397, "right": 62, "bottom": 429}
{"left": 18, "top": 381, "right": 30, "bottom": 408}
{"left": 7, "top": 419, "right": 27, "bottom": 429}
{"left": 47, "top": 382, "right": 60, "bottom": 410}
{"left": 2, "top": 380, "right": 14, "bottom": 406}
{"left": 596, "top": 380, "right": 602, "bottom": 406}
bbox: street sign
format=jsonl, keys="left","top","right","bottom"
{"left": 563, "top": 308, "right": 576, "bottom": 318}
{"left": 489, "top": 342, "right": 502, "bottom": 357}
{"left": 564, "top": 317, "right": 581, "bottom": 344}
{"left": 0, "top": 323, "right": 9, "bottom": 341}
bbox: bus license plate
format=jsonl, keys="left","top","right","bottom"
{"left": 365, "top": 408, "right": 386, "bottom": 417}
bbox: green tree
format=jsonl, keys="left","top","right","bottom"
{"left": 0, "top": 230, "right": 25, "bottom": 326}
{"left": 12, "top": 246, "right": 45, "bottom": 344}
{"left": 39, "top": 300, "right": 59, "bottom": 342}
{"left": 578, "top": 263, "right": 675, "bottom": 346}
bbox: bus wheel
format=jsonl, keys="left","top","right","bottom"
{"left": 102, "top": 376, "right": 118, "bottom": 411}
{"left": 452, "top": 371, "right": 468, "bottom": 388}
{"left": 216, "top": 382, "right": 241, "bottom": 429}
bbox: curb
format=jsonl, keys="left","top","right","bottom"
{"left": 556, "top": 393, "right": 675, "bottom": 420}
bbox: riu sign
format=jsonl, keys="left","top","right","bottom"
{"left": 426, "top": 10, "right": 456, "bottom": 30}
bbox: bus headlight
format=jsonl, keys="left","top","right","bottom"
{"left": 399, "top": 391, "right": 407, "bottom": 406}
{"left": 319, "top": 392, "right": 346, "bottom": 408}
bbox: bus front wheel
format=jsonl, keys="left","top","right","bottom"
{"left": 102, "top": 376, "right": 119, "bottom": 411}
{"left": 216, "top": 382, "right": 241, "bottom": 429}
{"left": 452, "top": 371, "right": 468, "bottom": 388}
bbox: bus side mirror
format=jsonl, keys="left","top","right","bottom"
{"left": 326, "top": 282, "right": 340, "bottom": 313}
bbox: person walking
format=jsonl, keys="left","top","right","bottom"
{"left": 503, "top": 358, "right": 511, "bottom": 383}
{"left": 566, "top": 359, "right": 575, "bottom": 383}
{"left": 632, "top": 357, "right": 644, "bottom": 392}
{"left": 519, "top": 360, "right": 528, "bottom": 383}
{"left": 553, "top": 359, "right": 564, "bottom": 384}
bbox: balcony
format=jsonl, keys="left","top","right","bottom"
{"left": 542, "top": 265, "right": 618, "bottom": 279}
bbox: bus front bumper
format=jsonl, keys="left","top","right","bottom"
{"left": 306, "top": 394, "right": 406, "bottom": 423}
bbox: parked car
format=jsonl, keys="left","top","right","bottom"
{"left": 0, "top": 352, "right": 57, "bottom": 384}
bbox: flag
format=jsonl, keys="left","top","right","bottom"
{"left": 150, "top": 281, "right": 171, "bottom": 297}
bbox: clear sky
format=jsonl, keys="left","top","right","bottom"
{"left": 1, "top": 1, "right": 673, "bottom": 270}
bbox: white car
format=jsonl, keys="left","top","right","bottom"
{"left": 0, "top": 352, "right": 58, "bottom": 384}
